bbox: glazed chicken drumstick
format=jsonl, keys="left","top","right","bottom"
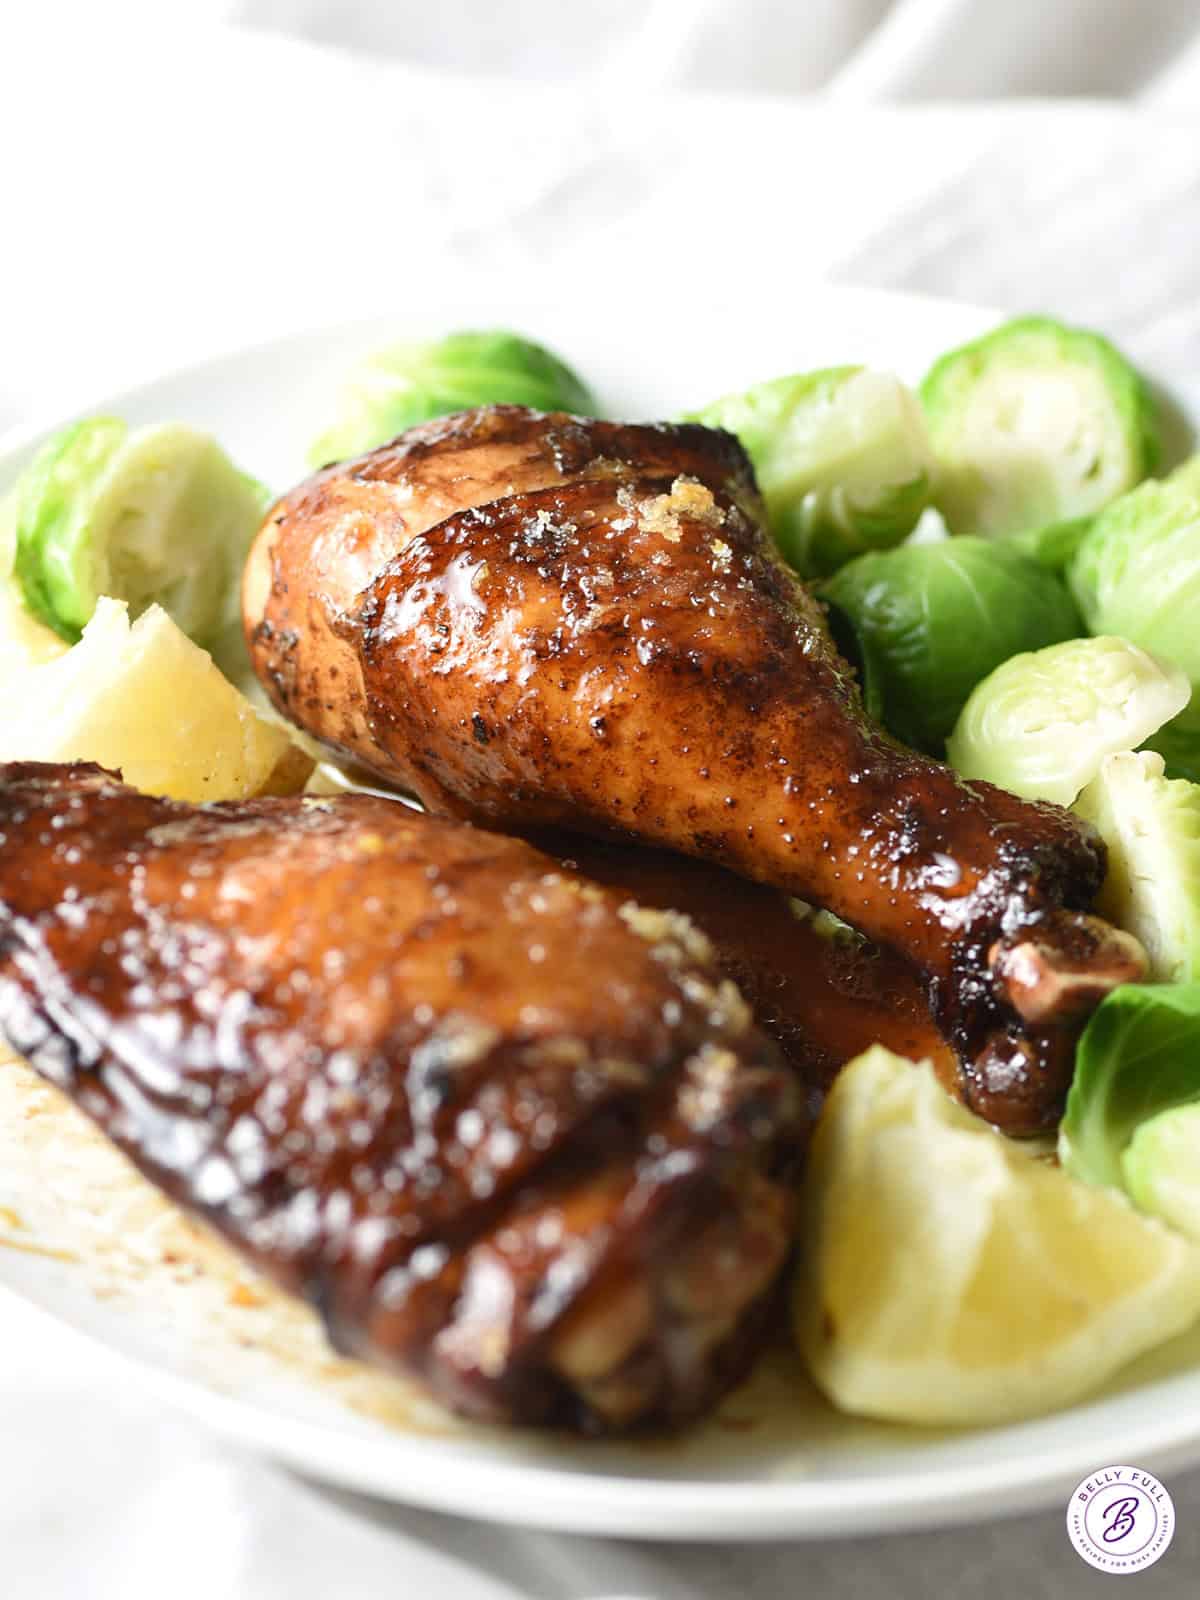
{"left": 0, "top": 762, "right": 801, "bottom": 1432}
{"left": 246, "top": 407, "right": 1144, "bottom": 1122}
{"left": 540, "top": 832, "right": 960, "bottom": 1127}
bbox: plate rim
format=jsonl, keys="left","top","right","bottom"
{"left": 5, "top": 1269, "right": 1200, "bottom": 1541}
{"left": 0, "top": 282, "right": 998, "bottom": 469}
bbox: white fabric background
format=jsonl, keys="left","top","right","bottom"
{"left": 65, "top": 0, "right": 1200, "bottom": 101}
{"left": 2, "top": 7, "right": 1200, "bottom": 1597}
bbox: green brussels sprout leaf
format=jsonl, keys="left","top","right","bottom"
{"left": 309, "top": 329, "right": 597, "bottom": 465}
{"left": 819, "top": 537, "right": 1080, "bottom": 754}
{"left": 1059, "top": 984, "right": 1200, "bottom": 1205}
{"left": 946, "top": 636, "right": 1188, "bottom": 805}
{"left": 921, "top": 315, "right": 1159, "bottom": 538}
{"left": 688, "top": 367, "right": 934, "bottom": 578}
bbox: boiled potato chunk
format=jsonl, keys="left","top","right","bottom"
{"left": 794, "top": 1046, "right": 1200, "bottom": 1425}
{"left": 0, "top": 597, "right": 298, "bottom": 801}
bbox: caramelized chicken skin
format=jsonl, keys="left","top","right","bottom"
{"left": 538, "top": 832, "right": 960, "bottom": 1124}
{"left": 246, "top": 407, "right": 1143, "bottom": 1124}
{"left": 0, "top": 762, "right": 801, "bottom": 1432}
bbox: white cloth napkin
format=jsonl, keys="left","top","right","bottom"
{"left": 79, "top": 0, "right": 1200, "bottom": 102}
{"left": 3, "top": 16, "right": 1200, "bottom": 1599}
{"left": 2, "top": 16, "right": 1199, "bottom": 431}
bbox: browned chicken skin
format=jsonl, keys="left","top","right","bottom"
{"left": 538, "top": 833, "right": 958, "bottom": 1124}
{"left": 246, "top": 407, "right": 1144, "bottom": 1125}
{"left": 0, "top": 762, "right": 801, "bottom": 1432}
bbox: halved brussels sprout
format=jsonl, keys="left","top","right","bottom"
{"left": 1070, "top": 479, "right": 1200, "bottom": 784}
{"left": 688, "top": 367, "right": 934, "bottom": 577}
{"left": 1145, "top": 702, "right": 1200, "bottom": 787}
{"left": 819, "top": 537, "right": 1081, "bottom": 754}
{"left": 13, "top": 419, "right": 269, "bottom": 646}
{"left": 309, "top": 329, "right": 597, "bottom": 465}
{"left": 1060, "top": 983, "right": 1200, "bottom": 1197}
{"left": 1070, "top": 479, "right": 1200, "bottom": 686}
{"left": 1123, "top": 1103, "right": 1200, "bottom": 1243}
{"left": 946, "top": 636, "right": 1189, "bottom": 806}
{"left": 0, "top": 494, "right": 68, "bottom": 674}
{"left": 921, "top": 315, "right": 1159, "bottom": 538}
{"left": 1075, "top": 751, "right": 1200, "bottom": 983}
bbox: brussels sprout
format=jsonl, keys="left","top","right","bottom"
{"left": 13, "top": 419, "right": 269, "bottom": 646}
{"left": 1070, "top": 478, "right": 1200, "bottom": 784}
{"left": 819, "top": 538, "right": 1081, "bottom": 754}
{"left": 1144, "top": 701, "right": 1200, "bottom": 787}
{"left": 920, "top": 316, "right": 1159, "bottom": 538}
{"left": 1009, "top": 514, "right": 1093, "bottom": 573}
{"left": 1070, "top": 479, "right": 1200, "bottom": 686}
{"left": 0, "top": 494, "right": 69, "bottom": 673}
{"left": 1122, "top": 1103, "right": 1200, "bottom": 1243}
{"left": 1075, "top": 751, "right": 1200, "bottom": 982}
{"left": 309, "top": 329, "right": 597, "bottom": 465}
{"left": 687, "top": 368, "right": 934, "bottom": 577}
{"left": 946, "top": 636, "right": 1189, "bottom": 806}
{"left": 1169, "top": 454, "right": 1200, "bottom": 496}
{"left": 1059, "top": 984, "right": 1200, "bottom": 1197}
{"left": 0, "top": 490, "right": 13, "bottom": 567}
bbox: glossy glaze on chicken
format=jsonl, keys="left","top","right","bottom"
{"left": 246, "top": 406, "right": 1144, "bottom": 1125}
{"left": 539, "top": 832, "right": 960, "bottom": 1126}
{"left": 0, "top": 762, "right": 801, "bottom": 1432}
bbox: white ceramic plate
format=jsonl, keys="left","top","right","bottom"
{"left": 3, "top": 285, "right": 1199, "bottom": 1543}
